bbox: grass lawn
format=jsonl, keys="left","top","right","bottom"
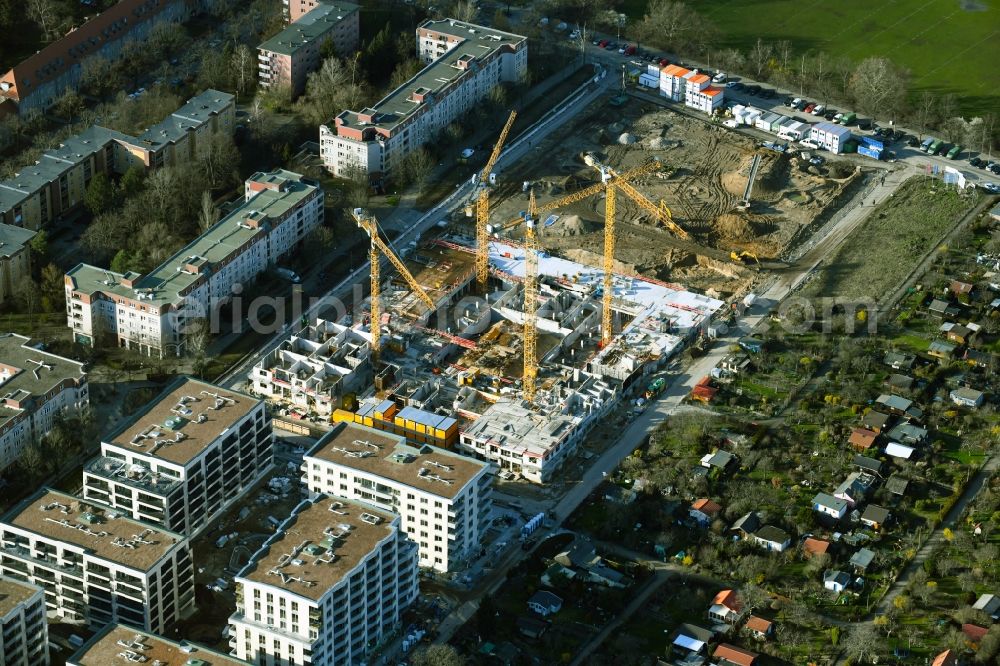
{"left": 802, "top": 177, "right": 979, "bottom": 303}
{"left": 620, "top": 0, "right": 1000, "bottom": 117}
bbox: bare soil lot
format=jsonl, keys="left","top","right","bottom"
{"left": 483, "top": 96, "right": 861, "bottom": 299}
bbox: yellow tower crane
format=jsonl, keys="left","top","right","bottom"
{"left": 351, "top": 208, "right": 436, "bottom": 363}
{"left": 475, "top": 110, "right": 518, "bottom": 288}
{"left": 522, "top": 190, "right": 540, "bottom": 402}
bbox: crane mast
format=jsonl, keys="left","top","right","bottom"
{"left": 476, "top": 110, "right": 518, "bottom": 288}
{"left": 522, "top": 190, "right": 539, "bottom": 402}
{"left": 352, "top": 208, "right": 436, "bottom": 363}
{"left": 602, "top": 171, "right": 616, "bottom": 347}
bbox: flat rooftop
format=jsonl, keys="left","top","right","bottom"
{"left": 240, "top": 496, "right": 396, "bottom": 601}
{"left": 104, "top": 377, "right": 259, "bottom": 466}
{"left": 336, "top": 19, "right": 524, "bottom": 133}
{"left": 259, "top": 1, "right": 358, "bottom": 56}
{"left": 66, "top": 169, "right": 316, "bottom": 305}
{"left": 0, "top": 223, "right": 37, "bottom": 258}
{"left": 486, "top": 240, "right": 723, "bottom": 366}
{"left": 0, "top": 332, "right": 87, "bottom": 432}
{"left": 0, "top": 576, "right": 41, "bottom": 618}
{"left": 462, "top": 400, "right": 578, "bottom": 458}
{"left": 307, "top": 422, "right": 488, "bottom": 499}
{"left": 4, "top": 489, "right": 184, "bottom": 572}
{"left": 69, "top": 623, "right": 249, "bottom": 666}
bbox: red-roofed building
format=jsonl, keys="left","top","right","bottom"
{"left": 931, "top": 650, "right": 958, "bottom": 666}
{"left": 744, "top": 615, "right": 774, "bottom": 639}
{"left": 963, "top": 622, "right": 988, "bottom": 643}
{"left": 655, "top": 63, "right": 725, "bottom": 114}
{"left": 848, "top": 427, "right": 878, "bottom": 451}
{"left": 713, "top": 643, "right": 758, "bottom": 666}
{"left": 708, "top": 589, "right": 744, "bottom": 624}
{"left": 690, "top": 498, "right": 723, "bottom": 526}
{"left": 0, "top": 0, "right": 193, "bottom": 114}
{"left": 802, "top": 537, "right": 831, "bottom": 559}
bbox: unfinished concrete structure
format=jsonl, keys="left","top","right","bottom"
{"left": 251, "top": 319, "right": 372, "bottom": 417}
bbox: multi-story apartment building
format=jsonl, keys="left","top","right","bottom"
{"left": 0, "top": 576, "right": 48, "bottom": 666}
{"left": 258, "top": 2, "right": 360, "bottom": 98}
{"left": 68, "top": 623, "right": 250, "bottom": 666}
{"left": 250, "top": 318, "right": 371, "bottom": 417}
{"left": 302, "top": 422, "right": 492, "bottom": 572}
{"left": 228, "top": 495, "right": 418, "bottom": 666}
{"left": 0, "top": 488, "right": 194, "bottom": 633}
{"left": 82, "top": 376, "right": 272, "bottom": 537}
{"left": 0, "top": 225, "right": 37, "bottom": 303}
{"left": 0, "top": 0, "right": 195, "bottom": 115}
{"left": 0, "top": 332, "right": 89, "bottom": 471}
{"left": 320, "top": 19, "right": 527, "bottom": 182}
{"left": 0, "top": 90, "right": 235, "bottom": 230}
{"left": 284, "top": 0, "right": 325, "bottom": 23}
{"left": 65, "top": 168, "right": 322, "bottom": 357}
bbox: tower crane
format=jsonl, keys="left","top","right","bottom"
{"left": 522, "top": 190, "right": 539, "bottom": 402}
{"left": 475, "top": 110, "right": 518, "bottom": 288}
{"left": 351, "top": 208, "right": 436, "bottom": 363}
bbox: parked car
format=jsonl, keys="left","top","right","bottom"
{"left": 810, "top": 155, "right": 825, "bottom": 165}
{"left": 970, "top": 157, "right": 984, "bottom": 168}
{"left": 990, "top": 164, "right": 1000, "bottom": 175}
{"left": 799, "top": 139, "right": 820, "bottom": 149}
{"left": 982, "top": 183, "right": 1000, "bottom": 194}
{"left": 795, "top": 100, "right": 809, "bottom": 111}
{"left": 729, "top": 82, "right": 745, "bottom": 91}
{"left": 907, "top": 136, "right": 921, "bottom": 147}
{"left": 935, "top": 143, "right": 950, "bottom": 156}
{"left": 812, "top": 104, "right": 825, "bottom": 115}
{"left": 824, "top": 110, "right": 838, "bottom": 120}
{"left": 658, "top": 58, "right": 670, "bottom": 67}
{"left": 598, "top": 39, "right": 609, "bottom": 47}
{"left": 803, "top": 103, "right": 816, "bottom": 113}
{"left": 746, "top": 84, "right": 761, "bottom": 95}
{"left": 604, "top": 42, "right": 617, "bottom": 50}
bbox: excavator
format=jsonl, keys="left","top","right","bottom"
{"left": 730, "top": 250, "right": 760, "bottom": 267}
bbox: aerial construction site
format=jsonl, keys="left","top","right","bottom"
{"left": 322, "top": 92, "right": 861, "bottom": 484}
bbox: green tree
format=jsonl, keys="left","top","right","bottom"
{"left": 121, "top": 165, "right": 146, "bottom": 197}
{"left": 40, "top": 263, "right": 64, "bottom": 312}
{"left": 28, "top": 229, "right": 48, "bottom": 259}
{"left": 110, "top": 249, "right": 133, "bottom": 274}
{"left": 411, "top": 644, "right": 465, "bottom": 666}
{"left": 84, "top": 172, "right": 115, "bottom": 215}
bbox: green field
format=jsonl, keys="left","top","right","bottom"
{"left": 801, "top": 176, "right": 979, "bottom": 302}
{"left": 623, "top": 0, "right": 1000, "bottom": 117}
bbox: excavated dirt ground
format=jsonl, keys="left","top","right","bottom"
{"left": 481, "top": 96, "right": 860, "bottom": 298}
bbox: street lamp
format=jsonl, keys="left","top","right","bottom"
{"left": 617, "top": 14, "right": 626, "bottom": 41}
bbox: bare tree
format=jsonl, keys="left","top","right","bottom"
{"left": 198, "top": 191, "right": 219, "bottom": 231}
{"left": 748, "top": 38, "right": 773, "bottom": 80}
{"left": 914, "top": 91, "right": 937, "bottom": 138}
{"left": 848, "top": 57, "right": 908, "bottom": 120}
{"left": 775, "top": 40, "right": 792, "bottom": 75}
{"left": 841, "top": 623, "right": 881, "bottom": 664}
{"left": 636, "top": 0, "right": 715, "bottom": 54}
{"left": 27, "top": 0, "right": 64, "bottom": 42}
{"left": 231, "top": 44, "right": 256, "bottom": 97}
{"left": 451, "top": 0, "right": 477, "bottom": 22}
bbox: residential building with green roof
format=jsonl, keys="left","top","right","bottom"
{"left": 64, "top": 169, "right": 322, "bottom": 357}
{"left": 0, "top": 90, "right": 234, "bottom": 230}
{"left": 320, "top": 19, "right": 526, "bottom": 182}
{"left": 258, "top": 1, "right": 359, "bottom": 97}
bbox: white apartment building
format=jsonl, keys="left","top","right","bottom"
{"left": 68, "top": 623, "right": 251, "bottom": 666}
{"left": 0, "top": 576, "right": 48, "bottom": 666}
{"left": 82, "top": 376, "right": 272, "bottom": 537}
{"left": 302, "top": 422, "right": 492, "bottom": 572}
{"left": 0, "top": 489, "right": 194, "bottom": 633}
{"left": 320, "top": 19, "right": 526, "bottom": 181}
{"left": 250, "top": 319, "right": 371, "bottom": 418}
{"left": 0, "top": 332, "right": 89, "bottom": 471}
{"left": 65, "top": 169, "right": 323, "bottom": 357}
{"left": 229, "top": 496, "right": 418, "bottom": 666}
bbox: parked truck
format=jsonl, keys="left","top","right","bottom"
{"left": 946, "top": 144, "right": 963, "bottom": 159}
{"left": 925, "top": 139, "right": 943, "bottom": 155}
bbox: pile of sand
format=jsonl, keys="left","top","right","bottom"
{"left": 714, "top": 213, "right": 759, "bottom": 242}
{"left": 618, "top": 133, "right": 637, "bottom": 145}
{"left": 548, "top": 214, "right": 597, "bottom": 237}
{"left": 647, "top": 136, "right": 668, "bottom": 150}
